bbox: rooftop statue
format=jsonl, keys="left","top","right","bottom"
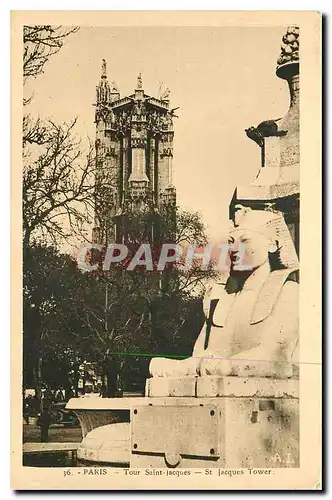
{"left": 149, "top": 205, "right": 299, "bottom": 380}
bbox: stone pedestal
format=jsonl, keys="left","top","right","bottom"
{"left": 67, "top": 376, "right": 299, "bottom": 469}
{"left": 132, "top": 376, "right": 299, "bottom": 468}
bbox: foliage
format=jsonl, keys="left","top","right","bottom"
{"left": 23, "top": 206, "right": 217, "bottom": 397}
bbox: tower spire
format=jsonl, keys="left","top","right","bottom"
{"left": 101, "top": 58, "right": 107, "bottom": 79}
{"left": 137, "top": 72, "right": 143, "bottom": 89}
{"left": 96, "top": 58, "right": 111, "bottom": 105}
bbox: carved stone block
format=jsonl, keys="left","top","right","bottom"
{"left": 146, "top": 376, "right": 197, "bottom": 397}
{"left": 196, "top": 376, "right": 299, "bottom": 398}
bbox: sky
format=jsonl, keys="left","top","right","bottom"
{"left": 24, "top": 25, "right": 290, "bottom": 243}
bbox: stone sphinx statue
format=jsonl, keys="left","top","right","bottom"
{"left": 149, "top": 205, "right": 299, "bottom": 381}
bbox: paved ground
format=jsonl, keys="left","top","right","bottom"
{"left": 23, "top": 424, "right": 82, "bottom": 443}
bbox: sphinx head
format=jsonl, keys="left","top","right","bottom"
{"left": 228, "top": 227, "right": 277, "bottom": 272}
{"left": 228, "top": 205, "right": 298, "bottom": 272}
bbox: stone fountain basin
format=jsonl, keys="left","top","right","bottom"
{"left": 77, "top": 422, "right": 130, "bottom": 465}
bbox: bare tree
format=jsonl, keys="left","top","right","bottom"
{"left": 22, "top": 24, "right": 97, "bottom": 250}
{"left": 23, "top": 118, "right": 95, "bottom": 249}
{"left": 23, "top": 25, "right": 79, "bottom": 81}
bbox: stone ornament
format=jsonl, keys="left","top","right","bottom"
{"left": 277, "top": 25, "right": 299, "bottom": 67}
{"left": 137, "top": 72, "right": 143, "bottom": 89}
{"left": 160, "top": 87, "right": 170, "bottom": 100}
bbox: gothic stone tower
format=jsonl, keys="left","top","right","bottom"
{"left": 92, "top": 60, "right": 176, "bottom": 246}
{"left": 229, "top": 26, "right": 300, "bottom": 256}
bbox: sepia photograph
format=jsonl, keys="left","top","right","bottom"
{"left": 11, "top": 10, "right": 322, "bottom": 490}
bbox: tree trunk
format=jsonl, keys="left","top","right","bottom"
{"left": 33, "top": 356, "right": 43, "bottom": 411}
{"left": 105, "top": 356, "right": 119, "bottom": 398}
{"left": 65, "top": 384, "right": 73, "bottom": 401}
{"left": 23, "top": 229, "right": 32, "bottom": 257}
{"left": 74, "top": 375, "right": 79, "bottom": 397}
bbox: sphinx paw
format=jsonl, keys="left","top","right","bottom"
{"left": 149, "top": 357, "right": 168, "bottom": 377}
{"left": 230, "top": 357, "right": 294, "bottom": 378}
{"left": 199, "top": 357, "right": 236, "bottom": 376}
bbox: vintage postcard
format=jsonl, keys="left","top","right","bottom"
{"left": 11, "top": 10, "right": 322, "bottom": 490}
